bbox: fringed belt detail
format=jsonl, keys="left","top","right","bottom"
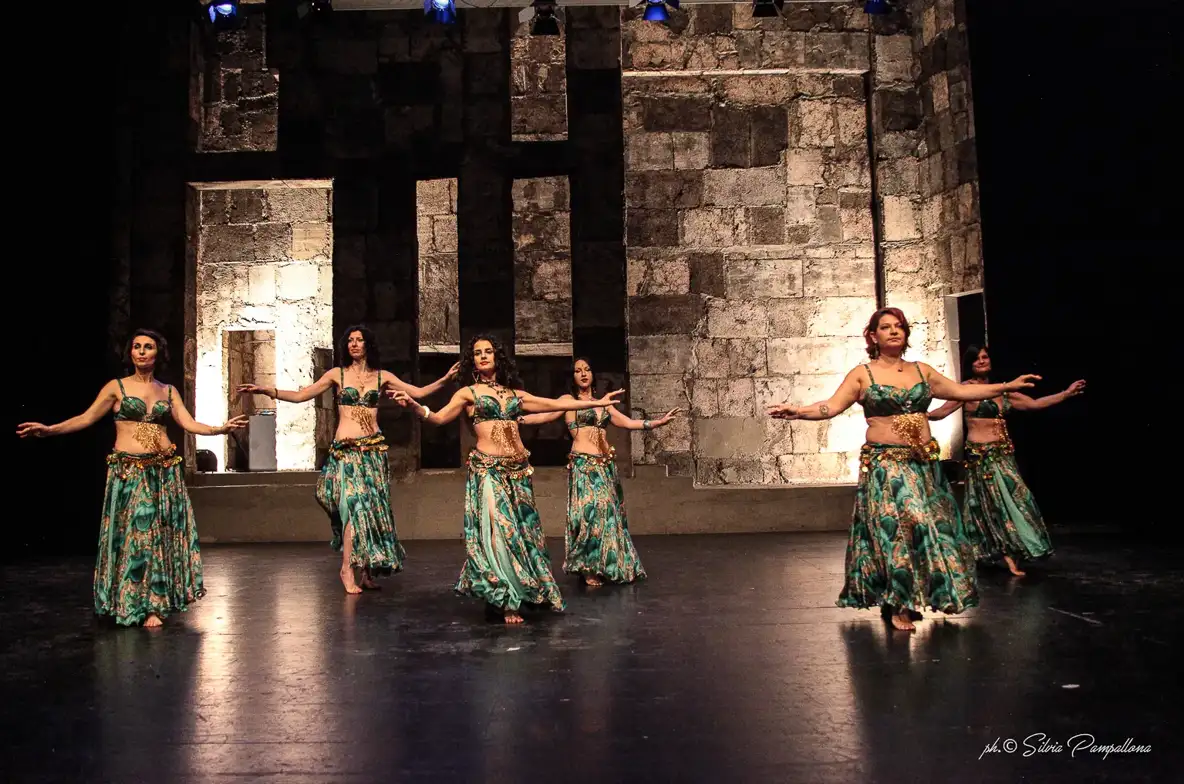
{"left": 468, "top": 449, "right": 533, "bottom": 479}
{"left": 568, "top": 448, "right": 615, "bottom": 469}
{"left": 329, "top": 433, "right": 388, "bottom": 458}
{"left": 964, "top": 440, "right": 1014, "bottom": 479}
{"left": 107, "top": 446, "right": 182, "bottom": 478}
{"left": 860, "top": 439, "right": 940, "bottom": 472}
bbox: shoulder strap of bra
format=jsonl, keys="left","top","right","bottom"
{"left": 167, "top": 384, "right": 173, "bottom": 405}
{"left": 864, "top": 364, "right": 875, "bottom": 384}
{"left": 340, "top": 366, "right": 345, "bottom": 387}
{"left": 467, "top": 385, "right": 476, "bottom": 398}
{"left": 376, "top": 370, "right": 380, "bottom": 390}
{"left": 116, "top": 378, "right": 126, "bottom": 396}
{"left": 916, "top": 362, "right": 927, "bottom": 385}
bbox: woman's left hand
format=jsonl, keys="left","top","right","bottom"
{"left": 221, "top": 415, "right": 249, "bottom": 434}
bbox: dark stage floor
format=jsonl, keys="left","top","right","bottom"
{"left": 2, "top": 532, "right": 1179, "bottom": 783}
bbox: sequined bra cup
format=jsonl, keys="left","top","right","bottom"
{"left": 569, "top": 407, "right": 610, "bottom": 430}
{"left": 338, "top": 368, "right": 381, "bottom": 408}
{"left": 470, "top": 389, "right": 524, "bottom": 424}
{"left": 968, "top": 395, "right": 1010, "bottom": 419}
{"left": 113, "top": 379, "right": 171, "bottom": 422}
{"left": 860, "top": 364, "right": 932, "bottom": 417}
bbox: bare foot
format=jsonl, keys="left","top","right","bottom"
{"left": 584, "top": 575, "right": 603, "bottom": 587}
{"left": 144, "top": 614, "right": 163, "bottom": 628}
{"left": 340, "top": 567, "right": 363, "bottom": 595}
{"left": 504, "top": 610, "right": 525, "bottom": 624}
{"left": 1003, "top": 556, "right": 1027, "bottom": 577}
{"left": 890, "top": 612, "right": 916, "bottom": 631}
{"left": 360, "top": 569, "right": 380, "bottom": 590}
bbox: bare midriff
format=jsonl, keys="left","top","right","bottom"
{"left": 570, "top": 425, "right": 612, "bottom": 457}
{"left": 114, "top": 421, "right": 173, "bottom": 455}
{"left": 472, "top": 419, "right": 528, "bottom": 457}
{"left": 336, "top": 405, "right": 380, "bottom": 441}
{"left": 864, "top": 414, "right": 934, "bottom": 447}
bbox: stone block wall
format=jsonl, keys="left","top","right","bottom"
{"left": 416, "top": 179, "right": 460, "bottom": 347}
{"left": 623, "top": 5, "right": 877, "bottom": 485}
{"left": 196, "top": 4, "right": 278, "bottom": 152}
{"left": 193, "top": 185, "right": 333, "bottom": 470}
{"left": 511, "top": 14, "right": 567, "bottom": 140}
{"left": 513, "top": 176, "right": 572, "bottom": 345}
{"left": 892, "top": 0, "right": 983, "bottom": 361}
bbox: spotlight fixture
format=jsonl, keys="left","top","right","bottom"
{"left": 751, "top": 0, "right": 784, "bottom": 18}
{"left": 864, "top": 0, "right": 893, "bottom": 14}
{"left": 297, "top": 0, "right": 332, "bottom": 20}
{"left": 205, "top": 0, "right": 240, "bottom": 30}
{"left": 425, "top": 0, "right": 457, "bottom": 25}
{"left": 530, "top": 0, "right": 561, "bottom": 36}
{"left": 642, "top": 0, "right": 680, "bottom": 23}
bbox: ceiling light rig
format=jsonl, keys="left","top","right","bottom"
{"left": 204, "top": 0, "right": 240, "bottom": 30}
{"left": 641, "top": 0, "right": 679, "bottom": 24}
{"left": 297, "top": 0, "right": 333, "bottom": 20}
{"left": 425, "top": 0, "right": 457, "bottom": 25}
{"left": 525, "top": 0, "right": 562, "bottom": 36}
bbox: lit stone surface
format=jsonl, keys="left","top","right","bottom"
{"left": 194, "top": 186, "right": 333, "bottom": 471}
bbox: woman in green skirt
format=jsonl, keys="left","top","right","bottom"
{"left": 392, "top": 335, "right": 624, "bottom": 624}
{"left": 238, "top": 324, "right": 458, "bottom": 594}
{"left": 766, "top": 308, "right": 1040, "bottom": 631}
{"left": 928, "top": 345, "right": 1085, "bottom": 576}
{"left": 519, "top": 357, "right": 681, "bottom": 587}
{"left": 17, "top": 329, "right": 246, "bottom": 627}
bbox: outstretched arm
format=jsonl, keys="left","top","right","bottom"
{"left": 16, "top": 381, "right": 119, "bottom": 438}
{"left": 607, "top": 406, "right": 683, "bottom": 431}
{"left": 517, "top": 388, "right": 625, "bottom": 414}
{"left": 238, "top": 370, "right": 336, "bottom": 405}
{"left": 1010, "top": 379, "right": 1086, "bottom": 411}
{"left": 766, "top": 368, "right": 862, "bottom": 421}
{"left": 393, "top": 388, "right": 473, "bottom": 426}
{"left": 928, "top": 399, "right": 964, "bottom": 421}
{"left": 922, "top": 364, "right": 1041, "bottom": 402}
{"left": 381, "top": 362, "right": 460, "bottom": 400}
{"left": 169, "top": 388, "right": 248, "bottom": 436}
{"left": 518, "top": 398, "right": 569, "bottom": 426}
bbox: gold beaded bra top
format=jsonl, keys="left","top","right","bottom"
{"left": 569, "top": 407, "right": 613, "bottom": 455}
{"left": 338, "top": 368, "right": 382, "bottom": 431}
{"left": 469, "top": 385, "right": 525, "bottom": 455}
{"left": 113, "top": 378, "right": 171, "bottom": 453}
{"left": 860, "top": 363, "right": 933, "bottom": 450}
{"left": 967, "top": 393, "right": 1012, "bottom": 443}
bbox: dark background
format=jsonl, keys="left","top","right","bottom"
{"left": 8, "top": 1, "right": 1173, "bottom": 561}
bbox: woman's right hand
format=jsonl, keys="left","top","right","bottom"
{"left": 1005, "top": 374, "right": 1041, "bottom": 392}
{"left": 597, "top": 389, "right": 626, "bottom": 406}
{"left": 237, "top": 384, "right": 273, "bottom": 398}
{"left": 390, "top": 391, "right": 414, "bottom": 407}
{"left": 766, "top": 404, "right": 801, "bottom": 420}
{"left": 16, "top": 422, "right": 50, "bottom": 438}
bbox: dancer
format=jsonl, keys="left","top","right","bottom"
{"left": 16, "top": 329, "right": 246, "bottom": 627}
{"left": 928, "top": 345, "right": 1085, "bottom": 576}
{"left": 518, "top": 357, "right": 681, "bottom": 586}
{"left": 766, "top": 308, "right": 1040, "bottom": 631}
{"left": 237, "top": 325, "right": 458, "bottom": 594}
{"left": 391, "top": 335, "right": 624, "bottom": 623}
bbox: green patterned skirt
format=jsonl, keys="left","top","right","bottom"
{"left": 963, "top": 440, "right": 1054, "bottom": 562}
{"left": 316, "top": 433, "right": 405, "bottom": 575}
{"left": 837, "top": 441, "right": 979, "bottom": 615}
{"left": 455, "top": 450, "right": 564, "bottom": 612}
{"left": 95, "top": 450, "right": 205, "bottom": 626}
{"left": 564, "top": 451, "right": 646, "bottom": 584}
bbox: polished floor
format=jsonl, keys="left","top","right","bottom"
{"left": 1, "top": 532, "right": 1178, "bottom": 783}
